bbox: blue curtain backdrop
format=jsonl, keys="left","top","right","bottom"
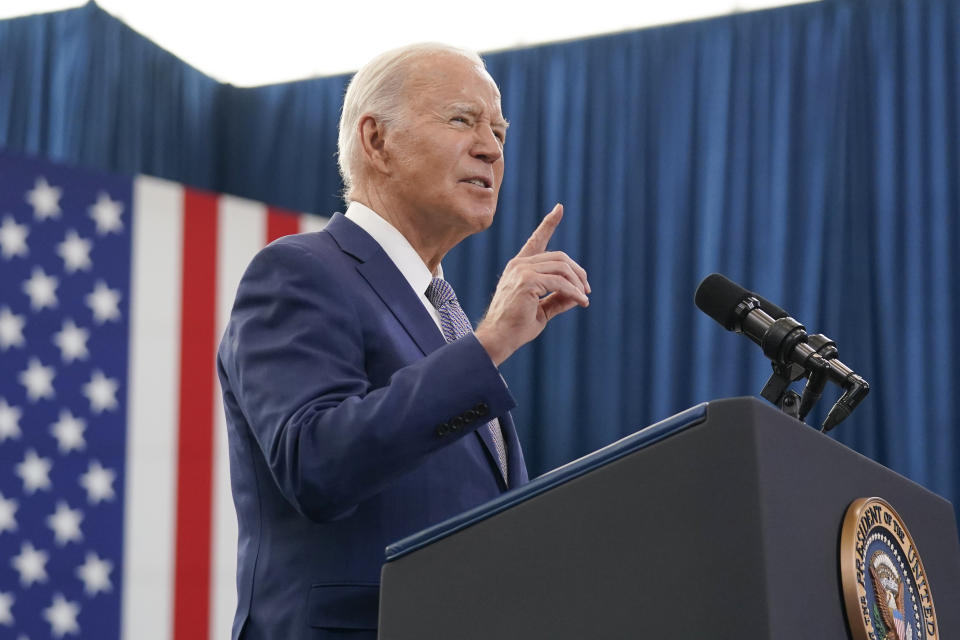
{"left": 1, "top": 0, "right": 958, "bottom": 524}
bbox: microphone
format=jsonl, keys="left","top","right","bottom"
{"left": 694, "top": 273, "right": 869, "bottom": 431}
{"left": 721, "top": 286, "right": 839, "bottom": 419}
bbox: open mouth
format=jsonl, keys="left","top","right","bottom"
{"left": 461, "top": 177, "right": 492, "bottom": 189}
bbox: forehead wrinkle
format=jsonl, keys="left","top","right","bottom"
{"left": 402, "top": 56, "right": 489, "bottom": 94}
{"left": 397, "top": 56, "right": 509, "bottom": 132}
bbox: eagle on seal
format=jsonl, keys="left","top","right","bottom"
{"left": 869, "top": 550, "right": 912, "bottom": 640}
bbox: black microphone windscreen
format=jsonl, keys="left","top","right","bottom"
{"left": 694, "top": 273, "right": 751, "bottom": 331}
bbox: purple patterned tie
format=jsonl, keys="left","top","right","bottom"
{"left": 425, "top": 277, "right": 508, "bottom": 483}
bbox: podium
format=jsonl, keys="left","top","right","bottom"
{"left": 378, "top": 397, "right": 960, "bottom": 638}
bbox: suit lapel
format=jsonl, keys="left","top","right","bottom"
{"left": 325, "top": 212, "right": 445, "bottom": 356}
{"left": 357, "top": 255, "right": 447, "bottom": 355}
{"left": 327, "top": 213, "right": 515, "bottom": 485}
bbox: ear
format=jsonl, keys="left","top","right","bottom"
{"left": 358, "top": 114, "right": 391, "bottom": 176}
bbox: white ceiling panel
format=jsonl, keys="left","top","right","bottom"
{"left": 0, "top": 0, "right": 818, "bottom": 86}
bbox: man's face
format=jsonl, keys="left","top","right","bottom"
{"left": 383, "top": 54, "right": 507, "bottom": 240}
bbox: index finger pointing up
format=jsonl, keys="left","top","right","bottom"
{"left": 517, "top": 203, "right": 563, "bottom": 258}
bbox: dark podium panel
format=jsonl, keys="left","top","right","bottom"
{"left": 379, "top": 397, "right": 960, "bottom": 639}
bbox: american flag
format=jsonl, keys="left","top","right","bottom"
{"left": 0, "top": 152, "right": 327, "bottom": 639}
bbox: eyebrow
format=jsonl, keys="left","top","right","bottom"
{"left": 448, "top": 102, "right": 510, "bottom": 130}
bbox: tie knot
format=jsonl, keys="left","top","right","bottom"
{"left": 425, "top": 277, "right": 457, "bottom": 309}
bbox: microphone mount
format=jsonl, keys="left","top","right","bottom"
{"left": 705, "top": 281, "right": 870, "bottom": 432}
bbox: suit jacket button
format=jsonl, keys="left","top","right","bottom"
{"left": 436, "top": 423, "right": 450, "bottom": 437}
{"left": 450, "top": 416, "right": 465, "bottom": 431}
{"left": 464, "top": 409, "right": 478, "bottom": 422}
{"left": 474, "top": 402, "right": 489, "bottom": 417}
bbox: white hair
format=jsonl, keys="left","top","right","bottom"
{"left": 337, "top": 43, "right": 487, "bottom": 202}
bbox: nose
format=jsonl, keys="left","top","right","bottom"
{"left": 471, "top": 125, "right": 503, "bottom": 164}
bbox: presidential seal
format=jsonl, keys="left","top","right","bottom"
{"left": 840, "top": 497, "right": 939, "bottom": 640}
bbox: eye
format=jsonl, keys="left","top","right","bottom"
{"left": 451, "top": 115, "right": 471, "bottom": 126}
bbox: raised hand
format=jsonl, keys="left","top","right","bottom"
{"left": 475, "top": 204, "right": 590, "bottom": 366}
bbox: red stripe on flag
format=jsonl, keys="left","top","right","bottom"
{"left": 173, "top": 189, "right": 219, "bottom": 640}
{"left": 267, "top": 206, "right": 301, "bottom": 242}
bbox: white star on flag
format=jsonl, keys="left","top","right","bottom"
{"left": 22, "top": 266, "right": 59, "bottom": 310}
{"left": 0, "top": 591, "right": 13, "bottom": 626}
{"left": 52, "top": 318, "right": 90, "bottom": 363}
{"left": 76, "top": 552, "right": 113, "bottom": 596}
{"left": 82, "top": 370, "right": 119, "bottom": 413}
{"left": 0, "top": 306, "right": 26, "bottom": 350}
{"left": 0, "top": 492, "right": 18, "bottom": 534}
{"left": 79, "top": 461, "right": 116, "bottom": 504}
{"left": 0, "top": 398, "right": 23, "bottom": 442}
{"left": 0, "top": 215, "right": 29, "bottom": 259}
{"left": 50, "top": 410, "right": 86, "bottom": 454}
{"left": 85, "top": 280, "right": 121, "bottom": 324}
{"left": 19, "top": 358, "right": 55, "bottom": 402}
{"left": 12, "top": 541, "right": 49, "bottom": 587}
{"left": 88, "top": 191, "right": 123, "bottom": 235}
{"left": 0, "top": 152, "right": 325, "bottom": 638}
{"left": 47, "top": 501, "right": 83, "bottom": 546}
{"left": 26, "top": 176, "right": 63, "bottom": 221}
{"left": 56, "top": 230, "right": 93, "bottom": 273}
{"left": 43, "top": 593, "right": 80, "bottom": 637}
{"left": 15, "top": 449, "right": 52, "bottom": 494}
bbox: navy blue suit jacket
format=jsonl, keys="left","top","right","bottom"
{"left": 217, "top": 213, "right": 529, "bottom": 639}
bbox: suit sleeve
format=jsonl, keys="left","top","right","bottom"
{"left": 218, "top": 240, "right": 516, "bottom": 522}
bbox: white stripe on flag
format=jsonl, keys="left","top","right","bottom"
{"left": 122, "top": 192, "right": 328, "bottom": 639}
{"left": 123, "top": 176, "right": 184, "bottom": 640}
{"left": 211, "top": 196, "right": 267, "bottom": 640}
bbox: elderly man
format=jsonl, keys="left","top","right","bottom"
{"left": 218, "top": 43, "right": 589, "bottom": 639}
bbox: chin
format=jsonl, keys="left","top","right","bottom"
{"left": 469, "top": 207, "right": 497, "bottom": 233}
{"left": 449, "top": 201, "right": 495, "bottom": 233}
